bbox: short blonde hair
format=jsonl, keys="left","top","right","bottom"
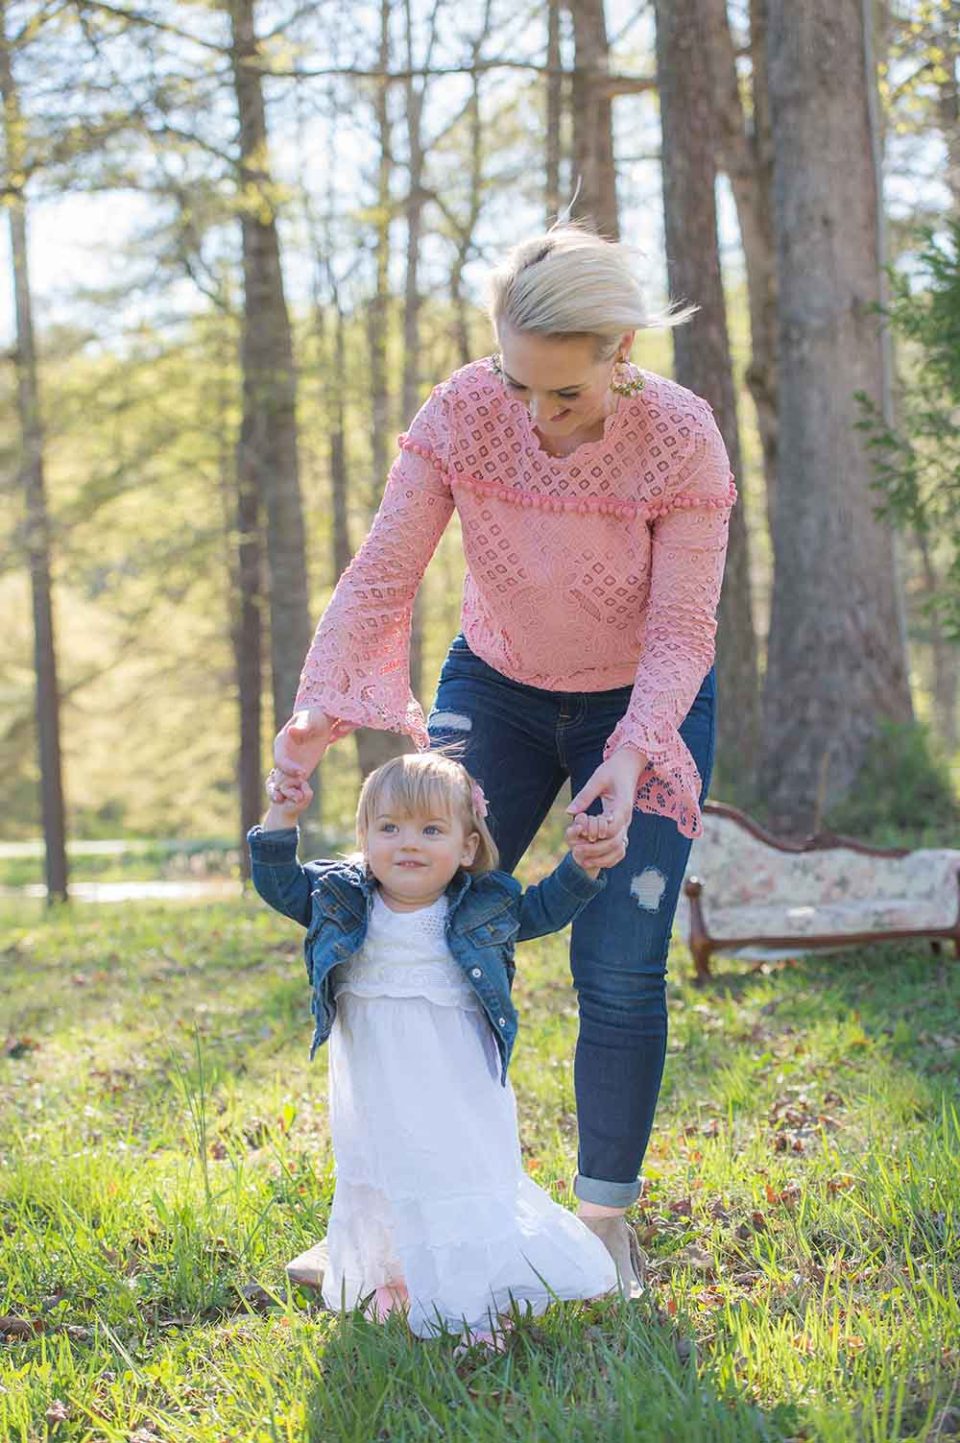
{"left": 488, "top": 223, "right": 696, "bottom": 359}
{"left": 356, "top": 753, "right": 499, "bottom": 875}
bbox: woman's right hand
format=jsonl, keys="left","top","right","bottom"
{"left": 273, "top": 708, "right": 336, "bottom": 781}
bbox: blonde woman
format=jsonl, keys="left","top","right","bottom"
{"left": 270, "top": 226, "right": 735, "bottom": 1295}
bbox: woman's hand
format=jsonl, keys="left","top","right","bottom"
{"left": 564, "top": 746, "right": 646, "bottom": 873}
{"left": 273, "top": 708, "right": 336, "bottom": 781}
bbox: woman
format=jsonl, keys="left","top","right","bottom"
{"left": 271, "top": 226, "right": 735, "bottom": 1296}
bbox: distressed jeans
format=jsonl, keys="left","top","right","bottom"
{"left": 428, "top": 635, "right": 716, "bottom": 1207}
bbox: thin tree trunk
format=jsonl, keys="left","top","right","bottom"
{"left": 565, "top": 0, "right": 618, "bottom": 238}
{"left": 702, "top": 0, "right": 779, "bottom": 532}
{"left": 0, "top": 6, "right": 68, "bottom": 903}
{"left": 760, "top": 0, "right": 913, "bottom": 835}
{"left": 546, "top": 0, "right": 563, "bottom": 223}
{"left": 233, "top": 399, "right": 263, "bottom": 875}
{"left": 918, "top": 536, "right": 959, "bottom": 751}
{"left": 402, "top": 0, "right": 443, "bottom": 705}
{"left": 654, "top": 0, "right": 761, "bottom": 802}
{"left": 368, "top": 0, "right": 392, "bottom": 509}
{"left": 449, "top": 5, "right": 491, "bottom": 368}
{"left": 213, "top": 319, "right": 262, "bottom": 880}
{"left": 229, "top": 0, "right": 310, "bottom": 730}
{"left": 354, "top": 0, "right": 408, "bottom": 778}
{"left": 935, "top": 15, "right": 960, "bottom": 213}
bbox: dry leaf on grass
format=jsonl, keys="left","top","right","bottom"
{"left": 0, "top": 1315, "right": 43, "bottom": 1340}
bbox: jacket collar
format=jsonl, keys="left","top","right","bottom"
{"left": 325, "top": 861, "right": 474, "bottom": 918}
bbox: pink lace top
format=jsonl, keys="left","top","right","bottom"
{"left": 296, "top": 359, "right": 736, "bottom": 838}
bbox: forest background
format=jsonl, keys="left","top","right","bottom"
{"left": 3, "top": 0, "right": 960, "bottom": 898}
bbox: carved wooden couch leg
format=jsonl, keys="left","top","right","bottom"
{"left": 683, "top": 877, "right": 713, "bottom": 983}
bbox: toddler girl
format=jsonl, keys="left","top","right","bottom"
{"left": 248, "top": 752, "right": 618, "bottom": 1340}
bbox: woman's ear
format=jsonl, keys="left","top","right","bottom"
{"left": 618, "top": 329, "right": 636, "bottom": 359}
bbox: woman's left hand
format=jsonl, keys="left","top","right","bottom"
{"left": 564, "top": 746, "right": 646, "bottom": 868}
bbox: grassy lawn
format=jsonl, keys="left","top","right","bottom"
{"left": 1, "top": 879, "right": 958, "bottom": 1442}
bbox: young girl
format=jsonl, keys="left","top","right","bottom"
{"left": 247, "top": 752, "right": 620, "bottom": 1340}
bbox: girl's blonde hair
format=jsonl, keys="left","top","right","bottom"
{"left": 488, "top": 223, "right": 696, "bottom": 360}
{"left": 356, "top": 753, "right": 499, "bottom": 875}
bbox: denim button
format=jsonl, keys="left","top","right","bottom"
{"left": 471, "top": 967, "right": 482, "bottom": 978}
{"left": 498, "top": 1017, "right": 506, "bottom": 1027}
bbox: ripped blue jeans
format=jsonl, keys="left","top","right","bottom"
{"left": 428, "top": 636, "right": 716, "bottom": 1207}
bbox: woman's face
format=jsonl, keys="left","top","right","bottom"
{"left": 496, "top": 325, "right": 632, "bottom": 441}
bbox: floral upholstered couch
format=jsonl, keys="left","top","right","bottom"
{"left": 678, "top": 802, "right": 960, "bottom": 980}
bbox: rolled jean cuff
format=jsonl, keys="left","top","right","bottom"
{"left": 574, "top": 1172, "right": 642, "bottom": 1208}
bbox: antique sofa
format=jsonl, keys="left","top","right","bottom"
{"left": 680, "top": 802, "right": 960, "bottom": 981}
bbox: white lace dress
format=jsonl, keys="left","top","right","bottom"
{"left": 321, "top": 891, "right": 617, "bottom": 1336}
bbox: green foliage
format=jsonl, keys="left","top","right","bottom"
{"left": 825, "top": 719, "right": 960, "bottom": 847}
{"left": 858, "top": 221, "right": 960, "bottom": 638}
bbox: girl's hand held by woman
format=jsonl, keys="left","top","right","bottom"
{"left": 565, "top": 746, "right": 645, "bottom": 873}
{"left": 263, "top": 775, "right": 314, "bottom": 831}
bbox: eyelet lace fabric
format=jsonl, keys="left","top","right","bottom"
{"left": 296, "top": 360, "right": 736, "bottom": 839}
{"left": 333, "top": 895, "right": 480, "bottom": 1010}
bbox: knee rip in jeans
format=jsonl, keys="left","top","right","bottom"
{"left": 630, "top": 866, "right": 667, "bottom": 912}
{"left": 429, "top": 711, "right": 472, "bottom": 732}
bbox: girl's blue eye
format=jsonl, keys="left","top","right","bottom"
{"left": 380, "top": 822, "right": 397, "bottom": 833}
{"left": 423, "top": 825, "right": 441, "bottom": 835}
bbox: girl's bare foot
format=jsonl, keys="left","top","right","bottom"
{"left": 369, "top": 1280, "right": 409, "bottom": 1322}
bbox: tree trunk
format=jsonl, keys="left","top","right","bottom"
{"left": 702, "top": 0, "right": 779, "bottom": 532}
{"left": 368, "top": 0, "right": 392, "bottom": 508}
{"left": 565, "top": 0, "right": 618, "bottom": 238}
{"left": 401, "top": 0, "right": 445, "bottom": 710}
{"left": 213, "top": 320, "right": 262, "bottom": 881}
{"left": 935, "top": 14, "right": 960, "bottom": 213}
{"left": 545, "top": 0, "right": 564, "bottom": 223}
{"left": 354, "top": 0, "right": 407, "bottom": 778}
{"left": 229, "top": 0, "right": 311, "bottom": 731}
{"left": 654, "top": 0, "right": 761, "bottom": 803}
{"left": 233, "top": 401, "right": 263, "bottom": 876}
{"left": 449, "top": 9, "right": 489, "bottom": 369}
{"left": 0, "top": 6, "right": 68, "bottom": 903}
{"left": 760, "top": 0, "right": 913, "bottom": 835}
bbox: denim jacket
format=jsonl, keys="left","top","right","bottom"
{"left": 247, "top": 826, "right": 606, "bottom": 1083}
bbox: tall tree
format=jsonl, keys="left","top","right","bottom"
{"left": 565, "top": 0, "right": 618, "bottom": 237}
{"left": 228, "top": 0, "right": 311, "bottom": 731}
{"left": 1, "top": 0, "right": 68, "bottom": 902}
{"left": 545, "top": 0, "right": 565, "bottom": 224}
{"left": 760, "top": 0, "right": 913, "bottom": 834}
{"left": 401, "top": 0, "right": 444, "bottom": 703}
{"left": 654, "top": 0, "right": 761, "bottom": 800}
{"left": 354, "top": 0, "right": 410, "bottom": 777}
{"left": 702, "top": 0, "right": 779, "bottom": 531}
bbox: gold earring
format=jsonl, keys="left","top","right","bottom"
{"left": 610, "top": 357, "right": 644, "bottom": 397}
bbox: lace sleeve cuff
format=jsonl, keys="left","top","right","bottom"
{"left": 603, "top": 714, "right": 704, "bottom": 840}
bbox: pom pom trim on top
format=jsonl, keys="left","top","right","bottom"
{"left": 448, "top": 468, "right": 737, "bottom": 522}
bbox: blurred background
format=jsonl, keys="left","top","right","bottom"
{"left": 2, "top": 0, "right": 959, "bottom": 900}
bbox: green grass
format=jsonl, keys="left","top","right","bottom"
{"left": 1, "top": 878, "right": 958, "bottom": 1442}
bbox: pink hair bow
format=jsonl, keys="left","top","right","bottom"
{"left": 471, "top": 780, "right": 489, "bottom": 820}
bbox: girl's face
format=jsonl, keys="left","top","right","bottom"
{"left": 365, "top": 805, "right": 479, "bottom": 911}
{"left": 496, "top": 325, "right": 633, "bottom": 442}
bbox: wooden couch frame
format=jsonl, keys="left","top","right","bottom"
{"left": 683, "top": 801, "right": 960, "bottom": 981}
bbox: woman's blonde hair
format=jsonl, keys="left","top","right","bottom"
{"left": 356, "top": 753, "right": 499, "bottom": 875}
{"left": 488, "top": 223, "right": 696, "bottom": 360}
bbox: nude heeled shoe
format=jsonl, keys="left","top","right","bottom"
{"left": 580, "top": 1215, "right": 646, "bottom": 1300}
{"left": 285, "top": 1239, "right": 329, "bottom": 1290}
